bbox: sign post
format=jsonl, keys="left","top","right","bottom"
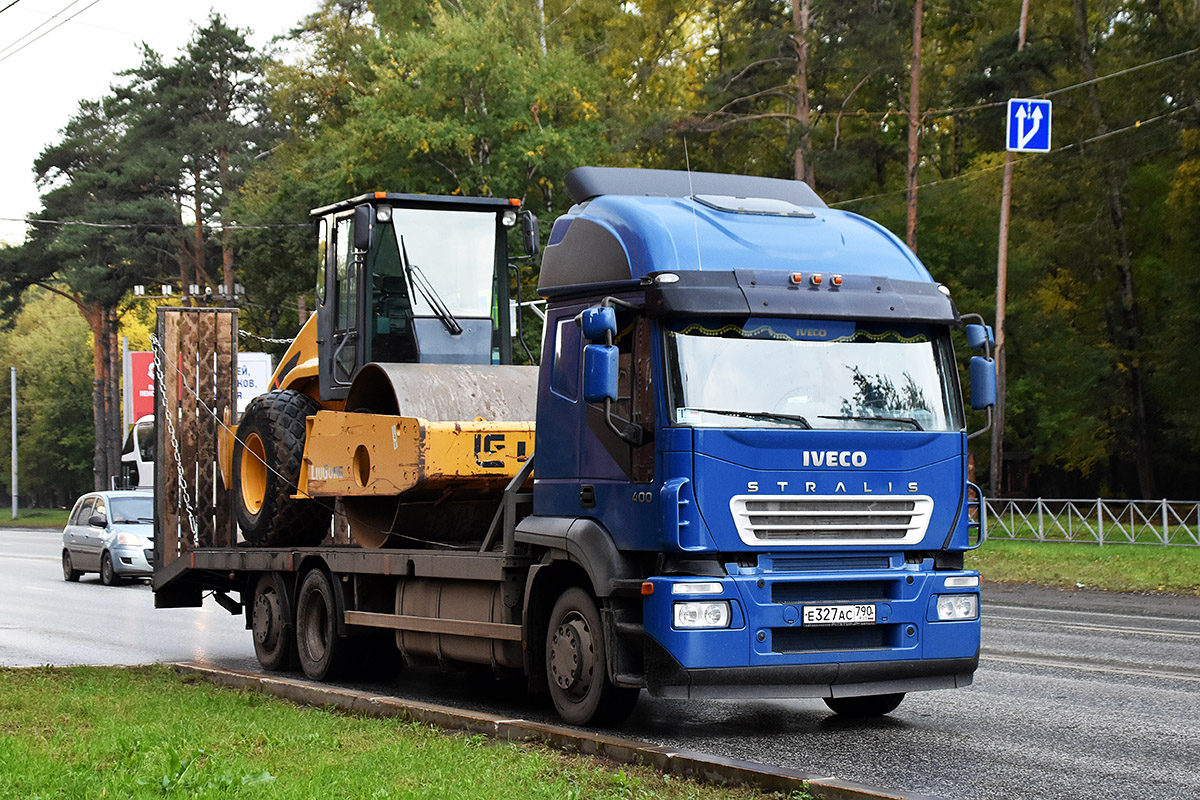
{"left": 993, "top": 94, "right": 1051, "bottom": 497}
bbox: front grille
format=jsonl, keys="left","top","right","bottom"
{"left": 730, "top": 494, "right": 933, "bottom": 546}
{"left": 772, "top": 580, "right": 893, "bottom": 604}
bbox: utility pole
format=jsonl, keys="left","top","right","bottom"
{"left": 906, "top": 0, "right": 923, "bottom": 252}
{"left": 991, "top": 0, "right": 1032, "bottom": 499}
{"left": 11, "top": 367, "right": 16, "bottom": 519}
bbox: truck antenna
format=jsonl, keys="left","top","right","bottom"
{"left": 684, "top": 138, "right": 703, "bottom": 271}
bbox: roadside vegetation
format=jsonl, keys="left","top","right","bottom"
{"left": 0, "top": 507, "right": 69, "bottom": 528}
{"left": 967, "top": 538, "right": 1200, "bottom": 595}
{"left": 0, "top": 665, "right": 810, "bottom": 800}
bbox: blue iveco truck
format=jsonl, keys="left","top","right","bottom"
{"left": 153, "top": 166, "right": 994, "bottom": 728}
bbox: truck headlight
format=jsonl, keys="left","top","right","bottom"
{"left": 935, "top": 594, "right": 979, "bottom": 621}
{"left": 673, "top": 601, "right": 731, "bottom": 629}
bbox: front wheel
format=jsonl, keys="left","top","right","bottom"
{"left": 823, "top": 693, "right": 905, "bottom": 717}
{"left": 545, "top": 587, "right": 639, "bottom": 726}
{"left": 233, "top": 390, "right": 331, "bottom": 547}
{"left": 100, "top": 552, "right": 120, "bottom": 586}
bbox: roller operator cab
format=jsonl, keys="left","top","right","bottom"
{"left": 524, "top": 167, "right": 994, "bottom": 717}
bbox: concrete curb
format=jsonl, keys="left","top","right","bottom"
{"left": 172, "top": 662, "right": 946, "bottom": 800}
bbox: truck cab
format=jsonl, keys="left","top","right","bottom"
{"left": 523, "top": 167, "right": 992, "bottom": 713}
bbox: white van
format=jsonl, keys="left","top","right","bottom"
{"left": 119, "top": 415, "right": 154, "bottom": 490}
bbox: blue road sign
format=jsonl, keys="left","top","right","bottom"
{"left": 1006, "top": 98, "right": 1052, "bottom": 153}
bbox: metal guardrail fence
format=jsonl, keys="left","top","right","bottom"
{"left": 984, "top": 498, "right": 1200, "bottom": 546}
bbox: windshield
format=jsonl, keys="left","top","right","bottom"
{"left": 383, "top": 208, "right": 498, "bottom": 318}
{"left": 109, "top": 496, "right": 154, "bottom": 524}
{"left": 665, "top": 318, "right": 963, "bottom": 431}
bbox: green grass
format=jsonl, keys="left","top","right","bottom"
{"left": 0, "top": 665, "right": 810, "bottom": 800}
{"left": 967, "top": 538, "right": 1200, "bottom": 595}
{"left": 0, "top": 507, "right": 69, "bottom": 528}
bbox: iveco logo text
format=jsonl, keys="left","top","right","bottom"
{"left": 802, "top": 450, "right": 867, "bottom": 467}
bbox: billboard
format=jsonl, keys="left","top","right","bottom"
{"left": 124, "top": 350, "right": 274, "bottom": 428}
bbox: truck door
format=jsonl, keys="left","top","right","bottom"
{"left": 318, "top": 213, "right": 366, "bottom": 401}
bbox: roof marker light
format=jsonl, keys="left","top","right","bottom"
{"left": 789, "top": 273, "right": 804, "bottom": 284}
{"left": 810, "top": 274, "right": 823, "bottom": 286}
{"left": 831, "top": 274, "right": 843, "bottom": 287}
{"left": 374, "top": 191, "right": 387, "bottom": 199}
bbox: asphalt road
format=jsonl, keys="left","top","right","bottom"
{"left": 3, "top": 526, "right": 1197, "bottom": 799}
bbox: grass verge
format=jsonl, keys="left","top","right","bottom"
{"left": 967, "top": 538, "right": 1200, "bottom": 595}
{"left": 0, "top": 665, "right": 811, "bottom": 800}
{"left": 0, "top": 507, "right": 70, "bottom": 528}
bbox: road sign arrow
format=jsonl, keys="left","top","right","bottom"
{"left": 1017, "top": 105, "right": 1043, "bottom": 150}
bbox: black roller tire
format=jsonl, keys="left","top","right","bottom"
{"left": 100, "top": 552, "right": 120, "bottom": 586}
{"left": 545, "top": 587, "right": 639, "bottom": 727}
{"left": 295, "top": 569, "right": 355, "bottom": 681}
{"left": 823, "top": 693, "right": 905, "bottom": 717}
{"left": 233, "top": 390, "right": 331, "bottom": 547}
{"left": 62, "top": 550, "right": 81, "bottom": 582}
{"left": 251, "top": 573, "right": 298, "bottom": 671}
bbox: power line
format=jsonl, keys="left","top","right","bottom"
{"left": 0, "top": 0, "right": 87, "bottom": 57}
{"left": 0, "top": 0, "right": 25, "bottom": 15}
{"left": 1, "top": 217, "right": 307, "bottom": 230}
{"left": 0, "top": 0, "right": 104, "bottom": 64}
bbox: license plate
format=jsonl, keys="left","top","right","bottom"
{"left": 802, "top": 603, "right": 877, "bottom": 626}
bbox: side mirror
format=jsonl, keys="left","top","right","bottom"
{"left": 582, "top": 344, "right": 619, "bottom": 403}
{"left": 969, "top": 356, "right": 996, "bottom": 410}
{"left": 521, "top": 210, "right": 540, "bottom": 257}
{"left": 89, "top": 513, "right": 107, "bottom": 528}
{"left": 965, "top": 324, "right": 994, "bottom": 353}
{"left": 579, "top": 306, "right": 617, "bottom": 343}
{"left": 353, "top": 204, "right": 373, "bottom": 251}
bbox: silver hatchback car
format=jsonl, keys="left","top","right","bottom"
{"left": 61, "top": 491, "right": 155, "bottom": 585}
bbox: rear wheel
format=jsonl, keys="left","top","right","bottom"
{"left": 62, "top": 550, "right": 81, "bottom": 582}
{"left": 823, "top": 693, "right": 905, "bottom": 717}
{"left": 251, "top": 573, "right": 297, "bottom": 671}
{"left": 233, "top": 390, "right": 331, "bottom": 547}
{"left": 295, "top": 569, "right": 355, "bottom": 681}
{"left": 545, "top": 587, "right": 639, "bottom": 726}
{"left": 100, "top": 552, "right": 120, "bottom": 586}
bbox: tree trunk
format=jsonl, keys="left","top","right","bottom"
{"left": 792, "top": 0, "right": 814, "bottom": 185}
{"left": 905, "top": 0, "right": 923, "bottom": 253}
{"left": 1071, "top": 0, "right": 1158, "bottom": 498}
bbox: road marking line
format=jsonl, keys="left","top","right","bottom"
{"left": 986, "top": 614, "right": 1200, "bottom": 639}
{"left": 21, "top": 586, "right": 55, "bottom": 592}
{"left": 987, "top": 603, "right": 1199, "bottom": 626}
{"left": 5, "top": 554, "right": 58, "bottom": 562}
{"left": 983, "top": 653, "right": 1200, "bottom": 682}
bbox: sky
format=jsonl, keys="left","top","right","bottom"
{"left": 0, "top": 0, "right": 318, "bottom": 245}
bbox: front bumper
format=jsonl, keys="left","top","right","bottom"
{"left": 639, "top": 562, "right": 982, "bottom": 699}
{"left": 644, "top": 635, "right": 978, "bottom": 699}
{"left": 111, "top": 544, "right": 154, "bottom": 577}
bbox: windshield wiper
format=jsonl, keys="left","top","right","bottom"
{"left": 400, "top": 236, "right": 463, "bottom": 335}
{"left": 818, "top": 414, "right": 924, "bottom": 430}
{"left": 686, "top": 408, "right": 812, "bottom": 428}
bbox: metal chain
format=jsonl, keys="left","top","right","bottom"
{"left": 238, "top": 329, "right": 295, "bottom": 345}
{"left": 149, "top": 333, "right": 201, "bottom": 543}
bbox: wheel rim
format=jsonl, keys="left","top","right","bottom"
{"left": 62, "top": 552, "right": 72, "bottom": 579}
{"left": 253, "top": 589, "right": 281, "bottom": 651}
{"left": 240, "top": 432, "right": 268, "bottom": 515}
{"left": 549, "top": 612, "right": 595, "bottom": 700}
{"left": 101, "top": 554, "right": 113, "bottom": 583}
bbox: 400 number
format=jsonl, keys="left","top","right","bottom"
{"left": 632, "top": 492, "right": 654, "bottom": 504}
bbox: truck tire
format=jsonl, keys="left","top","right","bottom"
{"left": 251, "top": 573, "right": 297, "bottom": 671}
{"left": 823, "top": 693, "right": 905, "bottom": 717}
{"left": 295, "top": 569, "right": 354, "bottom": 681}
{"left": 545, "top": 587, "right": 639, "bottom": 726}
{"left": 233, "top": 390, "right": 331, "bottom": 547}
